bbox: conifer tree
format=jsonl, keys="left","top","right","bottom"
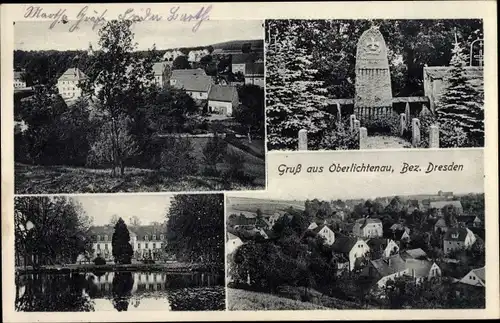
{"left": 436, "top": 41, "right": 484, "bottom": 146}
{"left": 112, "top": 218, "right": 133, "bottom": 264}
{"left": 266, "top": 20, "right": 332, "bottom": 150}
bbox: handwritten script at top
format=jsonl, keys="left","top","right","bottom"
{"left": 24, "top": 5, "right": 212, "bottom": 33}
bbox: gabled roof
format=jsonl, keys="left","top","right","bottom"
{"left": 471, "top": 267, "right": 485, "bottom": 282}
{"left": 152, "top": 61, "right": 170, "bottom": 75}
{"left": 405, "top": 259, "right": 435, "bottom": 278}
{"left": 402, "top": 248, "right": 428, "bottom": 260}
{"left": 434, "top": 218, "right": 447, "bottom": 228}
{"left": 232, "top": 53, "right": 255, "bottom": 64}
{"left": 370, "top": 254, "right": 406, "bottom": 277}
{"left": 443, "top": 228, "right": 472, "bottom": 242}
{"left": 331, "top": 235, "right": 360, "bottom": 254}
{"left": 130, "top": 225, "right": 166, "bottom": 239}
{"left": 58, "top": 68, "right": 87, "bottom": 82}
{"left": 14, "top": 71, "right": 24, "bottom": 80}
{"left": 171, "top": 68, "right": 207, "bottom": 77}
{"left": 171, "top": 74, "right": 213, "bottom": 93}
{"left": 208, "top": 85, "right": 238, "bottom": 102}
{"left": 429, "top": 200, "right": 463, "bottom": 209}
{"left": 355, "top": 217, "right": 382, "bottom": 230}
{"left": 313, "top": 224, "right": 333, "bottom": 235}
{"left": 227, "top": 232, "right": 241, "bottom": 241}
{"left": 366, "top": 238, "right": 391, "bottom": 251}
{"left": 245, "top": 62, "right": 264, "bottom": 75}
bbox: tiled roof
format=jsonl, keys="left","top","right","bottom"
{"left": 232, "top": 53, "right": 255, "bottom": 64}
{"left": 171, "top": 74, "right": 213, "bottom": 93}
{"left": 208, "top": 85, "right": 238, "bottom": 102}
{"left": 402, "top": 248, "right": 428, "bottom": 260}
{"left": 58, "top": 68, "right": 87, "bottom": 81}
{"left": 472, "top": 267, "right": 485, "bottom": 282}
{"left": 429, "top": 200, "right": 463, "bottom": 209}
{"left": 171, "top": 68, "right": 207, "bottom": 77}
{"left": 443, "top": 228, "right": 472, "bottom": 242}
{"left": 152, "top": 62, "right": 169, "bottom": 75}
{"left": 331, "top": 235, "right": 359, "bottom": 254}
{"left": 405, "top": 259, "right": 435, "bottom": 278}
{"left": 370, "top": 254, "right": 407, "bottom": 277}
{"left": 130, "top": 225, "right": 166, "bottom": 240}
{"left": 355, "top": 217, "right": 382, "bottom": 229}
{"left": 245, "top": 62, "right": 264, "bottom": 75}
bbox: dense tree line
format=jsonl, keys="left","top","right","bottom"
{"left": 14, "top": 196, "right": 93, "bottom": 267}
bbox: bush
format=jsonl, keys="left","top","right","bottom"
{"left": 439, "top": 122, "right": 468, "bottom": 148}
{"left": 159, "top": 137, "right": 198, "bottom": 178}
{"left": 362, "top": 114, "right": 400, "bottom": 136}
{"left": 93, "top": 256, "right": 106, "bottom": 265}
{"left": 318, "top": 121, "right": 359, "bottom": 150}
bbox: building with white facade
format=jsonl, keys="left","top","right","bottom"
{"left": 207, "top": 85, "right": 239, "bottom": 116}
{"left": 170, "top": 69, "right": 213, "bottom": 100}
{"left": 57, "top": 67, "right": 86, "bottom": 100}
{"left": 353, "top": 217, "right": 383, "bottom": 238}
{"left": 14, "top": 71, "right": 27, "bottom": 88}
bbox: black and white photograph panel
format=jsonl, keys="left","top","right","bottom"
{"left": 14, "top": 193, "right": 225, "bottom": 311}
{"left": 265, "top": 19, "right": 484, "bottom": 151}
{"left": 226, "top": 155, "right": 485, "bottom": 310}
{"left": 14, "top": 19, "right": 265, "bottom": 194}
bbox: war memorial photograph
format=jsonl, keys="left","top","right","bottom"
{"left": 265, "top": 19, "right": 485, "bottom": 151}
{"left": 13, "top": 19, "right": 265, "bottom": 193}
{"left": 14, "top": 193, "right": 225, "bottom": 311}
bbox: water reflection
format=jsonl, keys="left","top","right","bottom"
{"left": 15, "top": 271, "right": 225, "bottom": 312}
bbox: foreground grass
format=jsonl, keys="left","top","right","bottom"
{"left": 227, "top": 288, "right": 329, "bottom": 311}
{"left": 15, "top": 163, "right": 264, "bottom": 194}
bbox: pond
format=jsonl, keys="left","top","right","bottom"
{"left": 15, "top": 271, "right": 225, "bottom": 311}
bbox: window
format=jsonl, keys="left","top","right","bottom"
{"left": 145, "top": 235, "right": 149, "bottom": 241}
{"left": 97, "top": 244, "right": 101, "bottom": 250}
{"left": 104, "top": 235, "right": 108, "bottom": 241}
{"left": 97, "top": 235, "right": 101, "bottom": 241}
{"left": 473, "top": 276, "right": 476, "bottom": 280}
{"left": 105, "top": 244, "right": 108, "bottom": 250}
{"left": 160, "top": 234, "right": 164, "bottom": 240}
{"left": 153, "top": 235, "right": 157, "bottom": 241}
{"left": 138, "top": 243, "right": 141, "bottom": 249}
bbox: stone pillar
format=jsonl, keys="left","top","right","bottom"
{"left": 405, "top": 102, "right": 410, "bottom": 121}
{"left": 412, "top": 118, "right": 421, "bottom": 147}
{"left": 429, "top": 124, "right": 439, "bottom": 148}
{"left": 349, "top": 114, "right": 356, "bottom": 132}
{"left": 354, "top": 120, "right": 360, "bottom": 133}
{"left": 298, "top": 129, "right": 308, "bottom": 151}
{"left": 400, "top": 113, "right": 407, "bottom": 136}
{"left": 359, "top": 127, "right": 368, "bottom": 150}
{"left": 336, "top": 102, "right": 342, "bottom": 121}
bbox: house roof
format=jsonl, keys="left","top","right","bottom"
{"left": 331, "top": 235, "right": 360, "bottom": 254}
{"left": 245, "top": 62, "right": 264, "bottom": 75}
{"left": 471, "top": 267, "right": 485, "bottom": 282}
{"left": 405, "top": 259, "right": 435, "bottom": 278}
{"left": 366, "top": 238, "right": 391, "bottom": 251}
{"left": 312, "top": 224, "right": 333, "bottom": 235}
{"left": 390, "top": 224, "right": 409, "bottom": 232}
{"left": 14, "top": 71, "right": 23, "bottom": 80}
{"left": 370, "top": 254, "right": 407, "bottom": 277}
{"left": 171, "top": 68, "right": 207, "bottom": 77}
{"left": 232, "top": 53, "right": 255, "bottom": 64}
{"left": 58, "top": 68, "right": 87, "bottom": 81}
{"left": 424, "top": 66, "right": 483, "bottom": 80}
{"left": 402, "top": 248, "right": 428, "bottom": 260}
{"left": 434, "top": 218, "right": 447, "bottom": 228}
{"left": 227, "top": 232, "right": 241, "bottom": 241}
{"left": 443, "top": 228, "right": 472, "bottom": 242}
{"left": 458, "top": 215, "right": 476, "bottom": 224}
{"left": 130, "top": 225, "right": 166, "bottom": 239}
{"left": 429, "top": 200, "right": 463, "bottom": 209}
{"left": 152, "top": 62, "right": 169, "bottom": 75}
{"left": 208, "top": 85, "right": 238, "bottom": 102}
{"left": 171, "top": 74, "right": 213, "bottom": 93}
{"left": 355, "top": 217, "right": 382, "bottom": 230}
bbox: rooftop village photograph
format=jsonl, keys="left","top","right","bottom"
{"left": 265, "top": 19, "right": 484, "bottom": 151}
{"left": 13, "top": 19, "right": 265, "bottom": 193}
{"left": 14, "top": 193, "right": 225, "bottom": 312}
{"left": 226, "top": 176, "right": 485, "bottom": 310}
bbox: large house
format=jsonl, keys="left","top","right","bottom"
{"left": 443, "top": 227, "right": 477, "bottom": 255}
{"left": 459, "top": 267, "right": 485, "bottom": 287}
{"left": 170, "top": 69, "right": 213, "bottom": 100}
{"left": 207, "top": 85, "right": 239, "bottom": 116}
{"left": 353, "top": 217, "right": 383, "bottom": 238}
{"left": 309, "top": 225, "right": 336, "bottom": 245}
{"left": 366, "top": 238, "right": 399, "bottom": 259}
{"left": 429, "top": 200, "right": 463, "bottom": 217}
{"left": 90, "top": 224, "right": 167, "bottom": 262}
{"left": 244, "top": 62, "right": 264, "bottom": 87}
{"left": 14, "top": 71, "right": 26, "bottom": 88}
{"left": 231, "top": 53, "right": 253, "bottom": 75}
{"left": 57, "top": 67, "right": 86, "bottom": 100}
{"left": 331, "top": 236, "right": 370, "bottom": 271}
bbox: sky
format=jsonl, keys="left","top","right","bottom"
{"left": 14, "top": 20, "right": 263, "bottom": 51}
{"left": 72, "top": 195, "right": 172, "bottom": 226}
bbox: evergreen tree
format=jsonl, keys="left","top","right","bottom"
{"left": 266, "top": 20, "right": 333, "bottom": 150}
{"left": 436, "top": 41, "right": 484, "bottom": 147}
{"left": 112, "top": 218, "right": 133, "bottom": 264}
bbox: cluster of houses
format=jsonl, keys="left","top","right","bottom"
{"left": 89, "top": 221, "right": 167, "bottom": 263}
{"left": 227, "top": 192, "right": 485, "bottom": 290}
{"left": 51, "top": 45, "right": 263, "bottom": 117}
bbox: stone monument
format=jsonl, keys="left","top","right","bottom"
{"left": 354, "top": 26, "right": 393, "bottom": 121}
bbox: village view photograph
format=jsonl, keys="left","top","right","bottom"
{"left": 14, "top": 19, "right": 265, "bottom": 193}
{"left": 14, "top": 193, "right": 225, "bottom": 311}
{"left": 265, "top": 19, "right": 484, "bottom": 151}
{"left": 226, "top": 180, "right": 485, "bottom": 309}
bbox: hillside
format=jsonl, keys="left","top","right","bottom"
{"left": 226, "top": 197, "right": 306, "bottom": 216}
{"left": 227, "top": 288, "right": 328, "bottom": 310}
{"left": 211, "top": 39, "right": 264, "bottom": 51}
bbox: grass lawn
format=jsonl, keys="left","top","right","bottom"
{"left": 227, "top": 288, "right": 329, "bottom": 311}
{"left": 15, "top": 162, "right": 264, "bottom": 194}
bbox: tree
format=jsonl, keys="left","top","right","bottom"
{"left": 165, "top": 194, "right": 224, "bottom": 264}
{"left": 442, "top": 205, "right": 459, "bottom": 228}
{"left": 14, "top": 196, "right": 92, "bottom": 267}
{"left": 80, "top": 20, "right": 156, "bottom": 176}
{"left": 129, "top": 216, "right": 141, "bottom": 227}
{"left": 435, "top": 41, "right": 484, "bottom": 147}
{"left": 233, "top": 85, "right": 265, "bottom": 142}
{"left": 111, "top": 218, "right": 133, "bottom": 264}
{"left": 109, "top": 214, "right": 119, "bottom": 226}
{"left": 241, "top": 42, "right": 252, "bottom": 53}
{"left": 202, "top": 133, "right": 228, "bottom": 175}
{"left": 172, "top": 55, "right": 191, "bottom": 69}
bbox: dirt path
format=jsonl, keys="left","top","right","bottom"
{"left": 364, "top": 135, "right": 412, "bottom": 149}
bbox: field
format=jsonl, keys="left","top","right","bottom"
{"left": 226, "top": 196, "right": 306, "bottom": 216}
{"left": 227, "top": 288, "right": 328, "bottom": 310}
